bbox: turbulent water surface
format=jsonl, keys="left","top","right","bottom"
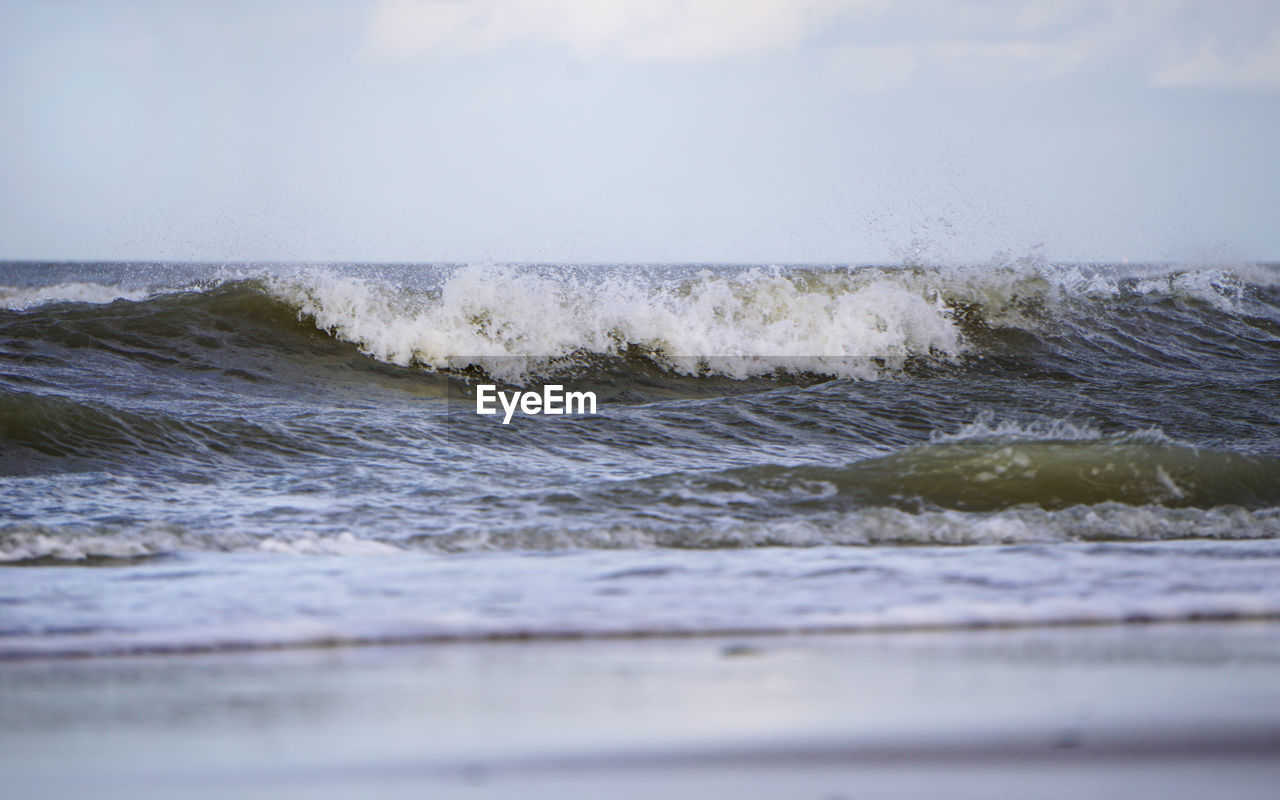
{"left": 2, "top": 260, "right": 1279, "bottom": 656}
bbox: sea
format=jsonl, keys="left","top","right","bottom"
{"left": 2, "top": 259, "right": 1280, "bottom": 658}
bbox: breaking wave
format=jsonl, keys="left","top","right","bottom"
{"left": 2, "top": 260, "right": 1277, "bottom": 384}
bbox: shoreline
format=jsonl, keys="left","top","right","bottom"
{"left": 5, "top": 609, "right": 1280, "bottom": 662}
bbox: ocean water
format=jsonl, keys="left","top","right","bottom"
{"left": 2, "top": 259, "right": 1280, "bottom": 657}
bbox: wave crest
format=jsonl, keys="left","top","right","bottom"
{"left": 269, "top": 265, "right": 965, "bottom": 381}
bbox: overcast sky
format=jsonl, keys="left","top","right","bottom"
{"left": 2, "top": 0, "right": 1278, "bottom": 264}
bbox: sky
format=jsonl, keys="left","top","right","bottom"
{"left": 1, "top": 0, "right": 1278, "bottom": 264}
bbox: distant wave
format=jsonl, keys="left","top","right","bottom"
{"left": 0, "top": 281, "right": 150, "bottom": 310}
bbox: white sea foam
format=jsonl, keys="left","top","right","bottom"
{"left": 413, "top": 503, "right": 1280, "bottom": 551}
{"left": 931, "top": 413, "right": 1107, "bottom": 444}
{"left": 890, "top": 258, "right": 1279, "bottom": 326}
{"left": 256, "top": 531, "right": 403, "bottom": 556}
{"left": 0, "top": 523, "right": 201, "bottom": 562}
{"left": 1018, "top": 261, "right": 1276, "bottom": 313}
{"left": 0, "top": 282, "right": 149, "bottom": 310}
{"left": 0, "top": 524, "right": 401, "bottom": 562}
{"left": 5, "top": 504, "right": 1275, "bottom": 563}
{"left": 812, "top": 503, "right": 1280, "bottom": 547}
{"left": 929, "top": 412, "right": 1172, "bottom": 445}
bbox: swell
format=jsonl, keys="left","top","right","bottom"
{"left": 0, "top": 280, "right": 414, "bottom": 385}
{"left": 635, "top": 439, "right": 1280, "bottom": 514}
{"left": 0, "top": 389, "right": 326, "bottom": 474}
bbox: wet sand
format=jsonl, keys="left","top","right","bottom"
{"left": 4, "top": 623, "right": 1280, "bottom": 799}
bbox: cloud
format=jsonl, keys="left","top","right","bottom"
{"left": 364, "top": 0, "right": 1280, "bottom": 92}
{"left": 364, "top": 0, "right": 883, "bottom": 61}
{"left": 827, "top": 38, "right": 1090, "bottom": 92}
{"left": 1153, "top": 28, "right": 1280, "bottom": 89}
